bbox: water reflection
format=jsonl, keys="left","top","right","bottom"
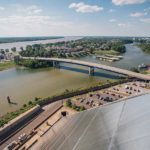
{"left": 60, "top": 66, "right": 123, "bottom": 79}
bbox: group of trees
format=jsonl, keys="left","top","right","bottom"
{"left": 65, "top": 99, "right": 86, "bottom": 111}
{"left": 138, "top": 43, "right": 150, "bottom": 53}
{"left": 15, "top": 59, "right": 53, "bottom": 69}
{"left": 70, "top": 37, "right": 127, "bottom": 54}
{"left": 0, "top": 47, "right": 16, "bottom": 55}
{"left": 111, "top": 42, "right": 126, "bottom": 53}
{"left": 20, "top": 44, "right": 67, "bottom": 58}
{"left": 20, "top": 44, "right": 51, "bottom": 57}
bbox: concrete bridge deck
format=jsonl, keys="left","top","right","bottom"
{"left": 22, "top": 57, "right": 150, "bottom": 81}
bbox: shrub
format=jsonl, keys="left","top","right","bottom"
{"left": 80, "top": 106, "right": 85, "bottom": 111}
{"left": 28, "top": 101, "right": 33, "bottom": 105}
{"left": 23, "top": 104, "right": 27, "bottom": 107}
{"left": 35, "top": 97, "right": 40, "bottom": 102}
{"left": 65, "top": 100, "right": 72, "bottom": 107}
{"left": 72, "top": 104, "right": 77, "bottom": 110}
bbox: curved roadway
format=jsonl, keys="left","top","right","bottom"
{"left": 22, "top": 57, "right": 150, "bottom": 81}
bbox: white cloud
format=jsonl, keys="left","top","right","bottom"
{"left": 17, "top": 5, "right": 42, "bottom": 15}
{"left": 0, "top": 15, "right": 86, "bottom": 36}
{"left": 109, "top": 9, "right": 115, "bottom": 12}
{"left": 112, "top": 0, "right": 146, "bottom": 6}
{"left": 69, "top": 2, "right": 103, "bottom": 13}
{"left": 109, "top": 19, "right": 117, "bottom": 22}
{"left": 144, "top": 7, "right": 150, "bottom": 13}
{"left": 130, "top": 12, "right": 147, "bottom": 17}
{"left": 140, "top": 18, "right": 150, "bottom": 23}
{"left": 118, "top": 23, "right": 130, "bottom": 27}
{"left": 0, "top": 7, "right": 5, "bottom": 11}
{"left": 26, "top": 5, "right": 42, "bottom": 14}
{"left": 0, "top": 15, "right": 73, "bottom": 27}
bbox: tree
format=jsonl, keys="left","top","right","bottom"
{"left": 23, "top": 104, "right": 27, "bottom": 107}
{"left": 130, "top": 67, "right": 140, "bottom": 73}
{"left": 20, "top": 47, "right": 24, "bottom": 51}
{"left": 28, "top": 101, "right": 33, "bottom": 105}
{"left": 26, "top": 45, "right": 32, "bottom": 51}
{"left": 72, "top": 104, "right": 77, "bottom": 110}
{"left": 1, "top": 50, "right": 5, "bottom": 55}
{"left": 80, "top": 106, "right": 85, "bottom": 111}
{"left": 111, "top": 42, "right": 126, "bottom": 53}
{"left": 66, "top": 100, "right": 72, "bottom": 107}
{"left": 5, "top": 49, "right": 9, "bottom": 53}
{"left": 11, "top": 47, "right": 16, "bottom": 52}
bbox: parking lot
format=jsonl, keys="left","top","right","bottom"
{"left": 67, "top": 81, "right": 150, "bottom": 110}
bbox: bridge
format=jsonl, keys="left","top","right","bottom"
{"left": 21, "top": 57, "right": 150, "bottom": 81}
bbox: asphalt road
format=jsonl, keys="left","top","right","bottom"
{"left": 0, "top": 101, "right": 62, "bottom": 150}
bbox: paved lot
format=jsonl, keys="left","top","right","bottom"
{"left": 68, "top": 81, "right": 150, "bottom": 110}
{"left": 19, "top": 106, "right": 77, "bottom": 150}
{"left": 1, "top": 81, "right": 150, "bottom": 150}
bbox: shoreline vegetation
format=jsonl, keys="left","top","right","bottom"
{"left": 0, "top": 61, "right": 16, "bottom": 71}
{"left": 135, "top": 38, "right": 150, "bottom": 54}
{"left": 0, "top": 36, "right": 64, "bottom": 44}
{"left": 131, "top": 67, "right": 150, "bottom": 75}
{"left": 137, "top": 43, "right": 150, "bottom": 54}
{"left": 0, "top": 78, "right": 129, "bottom": 128}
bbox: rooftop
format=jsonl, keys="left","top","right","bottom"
{"left": 32, "top": 93, "right": 150, "bottom": 150}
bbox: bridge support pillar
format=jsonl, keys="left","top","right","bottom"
{"left": 53, "top": 61, "right": 60, "bottom": 68}
{"left": 89, "top": 67, "right": 94, "bottom": 76}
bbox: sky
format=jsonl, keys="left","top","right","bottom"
{"left": 0, "top": 0, "right": 150, "bottom": 37}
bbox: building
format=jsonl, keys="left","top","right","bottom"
{"left": 32, "top": 93, "right": 150, "bottom": 150}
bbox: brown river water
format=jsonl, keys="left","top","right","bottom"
{"left": 0, "top": 40, "right": 149, "bottom": 116}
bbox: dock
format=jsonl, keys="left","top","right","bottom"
{"left": 96, "top": 56, "right": 120, "bottom": 62}
{"left": 105, "top": 54, "right": 123, "bottom": 59}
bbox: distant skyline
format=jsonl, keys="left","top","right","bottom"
{"left": 0, "top": 0, "right": 150, "bottom": 37}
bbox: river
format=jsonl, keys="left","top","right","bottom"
{"left": 0, "top": 41, "right": 149, "bottom": 116}
{"left": 0, "top": 36, "right": 82, "bottom": 50}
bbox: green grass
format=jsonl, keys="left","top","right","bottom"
{"left": 0, "top": 61, "right": 16, "bottom": 71}
{"left": 94, "top": 50, "right": 120, "bottom": 55}
{"left": 0, "top": 99, "right": 38, "bottom": 127}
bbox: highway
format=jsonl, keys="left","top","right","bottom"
{"left": 0, "top": 101, "right": 62, "bottom": 150}
{"left": 22, "top": 57, "right": 150, "bottom": 81}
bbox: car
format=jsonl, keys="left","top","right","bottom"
{"left": 4, "top": 141, "right": 17, "bottom": 150}
{"left": 18, "top": 133, "right": 27, "bottom": 142}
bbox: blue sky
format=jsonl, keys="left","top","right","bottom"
{"left": 0, "top": 0, "right": 150, "bottom": 37}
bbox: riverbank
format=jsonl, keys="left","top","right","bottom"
{"left": 0, "top": 36, "right": 64, "bottom": 44}
{"left": 0, "top": 44, "right": 149, "bottom": 117}
{"left": 138, "top": 44, "right": 150, "bottom": 54}
{"left": 0, "top": 78, "right": 129, "bottom": 127}
{"left": 94, "top": 50, "right": 120, "bottom": 55}
{"left": 0, "top": 100, "right": 38, "bottom": 127}
{"left": 0, "top": 61, "right": 16, "bottom": 71}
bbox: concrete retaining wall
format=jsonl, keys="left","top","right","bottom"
{"left": 39, "top": 79, "right": 134, "bottom": 106}
{"left": 0, "top": 105, "right": 41, "bottom": 140}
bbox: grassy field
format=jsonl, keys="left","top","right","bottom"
{"left": 0, "top": 61, "right": 16, "bottom": 71}
{"left": 94, "top": 50, "right": 120, "bottom": 55}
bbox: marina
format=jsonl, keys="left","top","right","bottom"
{"left": 96, "top": 54, "right": 123, "bottom": 62}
